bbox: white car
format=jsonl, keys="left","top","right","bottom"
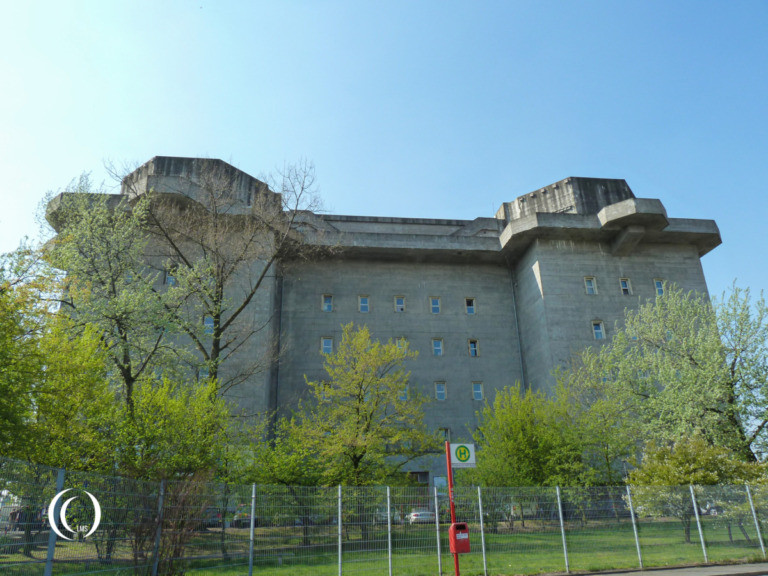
{"left": 406, "top": 509, "right": 436, "bottom": 524}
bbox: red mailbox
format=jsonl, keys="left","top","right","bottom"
{"left": 449, "top": 522, "right": 470, "bottom": 554}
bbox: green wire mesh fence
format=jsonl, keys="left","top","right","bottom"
{"left": 1, "top": 456, "right": 766, "bottom": 575}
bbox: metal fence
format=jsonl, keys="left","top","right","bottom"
{"left": 1, "top": 456, "right": 767, "bottom": 575}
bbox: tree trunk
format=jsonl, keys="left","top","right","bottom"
{"left": 219, "top": 484, "right": 229, "bottom": 561}
{"left": 738, "top": 521, "right": 752, "bottom": 543}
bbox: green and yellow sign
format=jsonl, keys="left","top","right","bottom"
{"left": 450, "top": 443, "right": 476, "bottom": 468}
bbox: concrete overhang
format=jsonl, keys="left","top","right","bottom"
{"left": 645, "top": 218, "right": 722, "bottom": 257}
{"left": 300, "top": 229, "right": 504, "bottom": 264}
{"left": 45, "top": 192, "right": 125, "bottom": 232}
{"left": 596, "top": 198, "right": 668, "bottom": 231}
{"left": 499, "top": 206, "right": 721, "bottom": 259}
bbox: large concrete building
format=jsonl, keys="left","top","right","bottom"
{"left": 50, "top": 157, "right": 722, "bottom": 481}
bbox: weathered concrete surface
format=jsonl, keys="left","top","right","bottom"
{"left": 48, "top": 157, "right": 723, "bottom": 483}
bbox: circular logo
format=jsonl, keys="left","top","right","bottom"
{"left": 48, "top": 489, "right": 101, "bottom": 541}
{"left": 455, "top": 445, "right": 471, "bottom": 462}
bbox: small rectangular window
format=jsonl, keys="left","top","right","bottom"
{"left": 472, "top": 382, "right": 484, "bottom": 401}
{"left": 359, "top": 295, "right": 370, "bottom": 313}
{"left": 432, "top": 338, "right": 443, "bottom": 356}
{"left": 322, "top": 294, "right": 333, "bottom": 312}
{"left": 592, "top": 321, "right": 605, "bottom": 340}
{"left": 465, "top": 298, "right": 476, "bottom": 314}
{"left": 398, "top": 385, "right": 408, "bottom": 402}
{"left": 468, "top": 339, "right": 479, "bottom": 357}
{"left": 654, "top": 279, "right": 664, "bottom": 296}
{"left": 435, "top": 381, "right": 447, "bottom": 401}
{"left": 438, "top": 427, "right": 451, "bottom": 441}
{"left": 407, "top": 471, "right": 430, "bottom": 485}
{"left": 321, "top": 337, "right": 333, "bottom": 354}
{"left": 394, "top": 296, "right": 406, "bottom": 312}
{"left": 430, "top": 297, "right": 441, "bottom": 314}
{"left": 584, "top": 277, "right": 597, "bottom": 295}
{"left": 395, "top": 337, "right": 407, "bottom": 350}
{"left": 165, "top": 271, "right": 177, "bottom": 286}
{"left": 620, "top": 278, "right": 632, "bottom": 295}
{"left": 204, "top": 315, "right": 214, "bottom": 335}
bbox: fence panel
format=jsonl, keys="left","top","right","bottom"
{"left": 52, "top": 467, "right": 161, "bottom": 576}
{"left": 5, "top": 453, "right": 768, "bottom": 576}
{"left": 388, "top": 485, "right": 438, "bottom": 576}
{"left": 245, "top": 484, "right": 339, "bottom": 576}
{"left": 694, "top": 485, "right": 763, "bottom": 564}
{"left": 629, "top": 484, "right": 710, "bottom": 568}
{"left": 559, "top": 486, "right": 639, "bottom": 573}
{"left": 339, "top": 486, "right": 388, "bottom": 576}
{"left": 0, "top": 459, "right": 60, "bottom": 576}
{"left": 477, "top": 486, "right": 564, "bottom": 575}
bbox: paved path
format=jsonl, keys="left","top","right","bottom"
{"left": 592, "top": 563, "right": 768, "bottom": 576}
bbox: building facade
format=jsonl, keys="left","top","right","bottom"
{"left": 49, "top": 156, "right": 722, "bottom": 481}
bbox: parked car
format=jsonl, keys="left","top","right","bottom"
{"left": 194, "top": 507, "right": 222, "bottom": 530}
{"left": 373, "top": 508, "right": 402, "bottom": 525}
{"left": 232, "top": 505, "right": 255, "bottom": 528}
{"left": 406, "top": 509, "right": 436, "bottom": 524}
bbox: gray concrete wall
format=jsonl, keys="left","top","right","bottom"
{"left": 277, "top": 258, "right": 523, "bottom": 440}
{"left": 84, "top": 157, "right": 722, "bottom": 486}
{"left": 516, "top": 238, "right": 711, "bottom": 394}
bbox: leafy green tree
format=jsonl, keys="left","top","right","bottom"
{"left": 135, "top": 159, "right": 325, "bottom": 392}
{"left": 245, "top": 415, "right": 323, "bottom": 487}
{"left": 45, "top": 176, "right": 185, "bottom": 417}
{"left": 302, "top": 323, "right": 438, "bottom": 486}
{"left": 241, "top": 416, "right": 325, "bottom": 546}
{"left": 0, "top": 247, "right": 116, "bottom": 468}
{"left": 627, "top": 435, "right": 763, "bottom": 542}
{"left": 0, "top": 248, "right": 43, "bottom": 454}
{"left": 114, "top": 377, "right": 228, "bottom": 480}
{"left": 20, "top": 318, "right": 117, "bottom": 470}
{"left": 466, "top": 382, "right": 593, "bottom": 487}
{"left": 563, "top": 283, "right": 768, "bottom": 462}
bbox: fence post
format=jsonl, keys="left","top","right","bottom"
{"left": 556, "top": 486, "right": 570, "bottom": 573}
{"left": 44, "top": 467, "right": 66, "bottom": 576}
{"left": 746, "top": 484, "right": 766, "bottom": 559}
{"left": 151, "top": 479, "right": 166, "bottom": 576}
{"left": 689, "top": 485, "right": 708, "bottom": 563}
{"left": 338, "top": 485, "right": 342, "bottom": 576}
{"left": 625, "top": 485, "right": 643, "bottom": 569}
{"left": 386, "top": 486, "right": 393, "bottom": 576}
{"left": 434, "top": 486, "right": 442, "bottom": 576}
{"left": 477, "top": 486, "right": 488, "bottom": 576}
{"left": 248, "top": 483, "right": 256, "bottom": 576}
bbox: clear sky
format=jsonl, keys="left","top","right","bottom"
{"left": 1, "top": 0, "right": 766, "bottom": 299}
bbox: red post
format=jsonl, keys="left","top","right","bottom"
{"left": 445, "top": 441, "right": 460, "bottom": 576}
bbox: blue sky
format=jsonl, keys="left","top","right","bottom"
{"left": 1, "top": 1, "right": 766, "bottom": 299}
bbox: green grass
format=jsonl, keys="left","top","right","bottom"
{"left": 1, "top": 516, "right": 765, "bottom": 576}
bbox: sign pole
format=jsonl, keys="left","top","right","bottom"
{"left": 445, "top": 441, "right": 460, "bottom": 576}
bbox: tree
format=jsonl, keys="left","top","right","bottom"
{"left": 301, "top": 323, "right": 438, "bottom": 486}
{"left": 45, "top": 176, "right": 185, "bottom": 417}
{"left": 0, "top": 248, "right": 43, "bottom": 454}
{"left": 466, "top": 382, "right": 593, "bottom": 488}
{"left": 245, "top": 415, "right": 323, "bottom": 487}
{"left": 562, "top": 284, "right": 768, "bottom": 462}
{"left": 242, "top": 416, "right": 325, "bottom": 546}
{"left": 0, "top": 247, "right": 116, "bottom": 468}
{"left": 130, "top": 159, "right": 326, "bottom": 394}
{"left": 627, "top": 435, "right": 763, "bottom": 542}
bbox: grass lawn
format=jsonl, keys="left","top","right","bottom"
{"left": 1, "top": 516, "right": 765, "bottom": 576}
